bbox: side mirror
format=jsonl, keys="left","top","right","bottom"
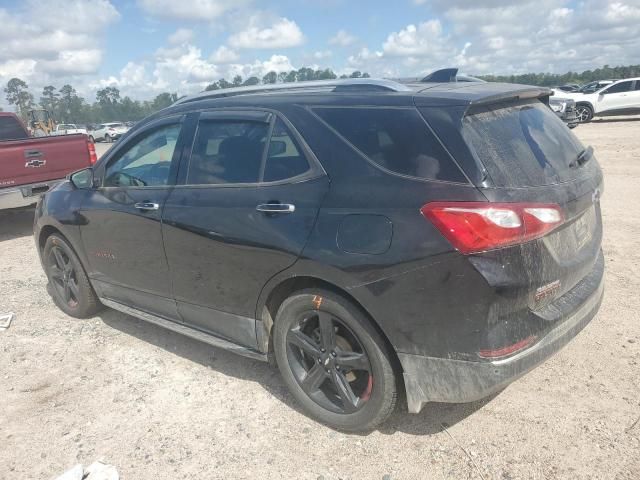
{"left": 69, "top": 168, "right": 94, "bottom": 189}
{"left": 269, "top": 140, "right": 287, "bottom": 156}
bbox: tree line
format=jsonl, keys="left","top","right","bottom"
{"left": 3, "top": 78, "right": 178, "bottom": 125}
{"left": 478, "top": 64, "right": 640, "bottom": 87}
{"left": 5, "top": 64, "right": 635, "bottom": 125}
{"left": 204, "top": 68, "right": 370, "bottom": 91}
{"left": 3, "top": 68, "right": 370, "bottom": 125}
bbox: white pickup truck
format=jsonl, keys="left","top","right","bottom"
{"left": 51, "top": 123, "right": 88, "bottom": 136}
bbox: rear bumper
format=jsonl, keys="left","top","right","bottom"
{"left": 400, "top": 252, "right": 605, "bottom": 413}
{"left": 0, "top": 179, "right": 63, "bottom": 210}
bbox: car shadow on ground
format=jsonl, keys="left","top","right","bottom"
{"left": 0, "top": 207, "right": 36, "bottom": 242}
{"left": 591, "top": 117, "right": 640, "bottom": 123}
{"left": 99, "top": 308, "right": 496, "bottom": 436}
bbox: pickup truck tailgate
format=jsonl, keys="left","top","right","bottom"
{"left": 0, "top": 133, "right": 91, "bottom": 187}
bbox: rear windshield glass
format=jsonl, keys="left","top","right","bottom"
{"left": 0, "top": 116, "right": 28, "bottom": 141}
{"left": 462, "top": 100, "right": 587, "bottom": 187}
{"left": 313, "top": 107, "right": 467, "bottom": 182}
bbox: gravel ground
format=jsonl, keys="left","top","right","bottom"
{"left": 1, "top": 119, "right": 639, "bottom": 480}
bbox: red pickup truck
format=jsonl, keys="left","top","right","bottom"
{"left": 0, "top": 112, "right": 97, "bottom": 210}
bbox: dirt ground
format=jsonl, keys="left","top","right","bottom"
{"left": 1, "top": 119, "right": 639, "bottom": 480}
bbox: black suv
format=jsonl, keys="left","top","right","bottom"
{"left": 34, "top": 79, "right": 604, "bottom": 431}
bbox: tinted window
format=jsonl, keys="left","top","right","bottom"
{"left": 604, "top": 81, "right": 633, "bottom": 94}
{"left": 104, "top": 124, "right": 181, "bottom": 187}
{"left": 0, "top": 116, "right": 28, "bottom": 141}
{"left": 263, "top": 118, "right": 310, "bottom": 182}
{"left": 462, "top": 100, "right": 589, "bottom": 187}
{"left": 187, "top": 121, "right": 269, "bottom": 185}
{"left": 314, "top": 107, "right": 466, "bottom": 182}
{"left": 634, "top": 81, "right": 640, "bottom": 91}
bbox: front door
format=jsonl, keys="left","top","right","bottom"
{"left": 162, "top": 111, "right": 328, "bottom": 348}
{"left": 597, "top": 80, "right": 634, "bottom": 113}
{"left": 79, "top": 116, "right": 187, "bottom": 319}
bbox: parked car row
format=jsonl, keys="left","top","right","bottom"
{"left": 553, "top": 78, "right": 640, "bottom": 122}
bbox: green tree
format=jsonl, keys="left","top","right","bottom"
{"left": 262, "top": 71, "right": 277, "bottom": 84}
{"left": 4, "top": 78, "right": 34, "bottom": 121}
{"left": 242, "top": 76, "right": 260, "bottom": 86}
{"left": 40, "top": 86, "right": 59, "bottom": 117}
{"left": 152, "top": 92, "right": 178, "bottom": 110}
{"left": 232, "top": 75, "right": 243, "bottom": 86}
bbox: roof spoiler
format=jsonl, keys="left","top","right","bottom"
{"left": 468, "top": 87, "right": 553, "bottom": 108}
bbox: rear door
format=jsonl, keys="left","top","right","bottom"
{"left": 79, "top": 115, "right": 188, "bottom": 320}
{"left": 162, "top": 110, "right": 328, "bottom": 348}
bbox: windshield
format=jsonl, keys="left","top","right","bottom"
{"left": 462, "top": 99, "right": 592, "bottom": 187}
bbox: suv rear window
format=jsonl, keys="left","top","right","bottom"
{"left": 462, "top": 100, "right": 588, "bottom": 187}
{"left": 0, "top": 116, "right": 28, "bottom": 141}
{"left": 313, "top": 107, "right": 466, "bottom": 182}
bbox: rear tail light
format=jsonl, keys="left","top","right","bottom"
{"left": 87, "top": 139, "right": 98, "bottom": 165}
{"left": 421, "top": 202, "right": 564, "bottom": 254}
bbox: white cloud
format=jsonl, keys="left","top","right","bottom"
{"left": 168, "top": 28, "right": 194, "bottom": 45}
{"left": 228, "top": 17, "right": 304, "bottom": 49}
{"left": 137, "top": 0, "right": 250, "bottom": 21}
{"left": 344, "top": 0, "right": 640, "bottom": 78}
{"left": 38, "top": 49, "right": 104, "bottom": 76}
{"left": 328, "top": 29, "right": 356, "bottom": 46}
{"left": 0, "top": 0, "right": 119, "bottom": 108}
{"left": 313, "top": 50, "right": 333, "bottom": 60}
{"left": 210, "top": 46, "right": 239, "bottom": 63}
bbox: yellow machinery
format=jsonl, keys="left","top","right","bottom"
{"left": 28, "top": 109, "right": 55, "bottom": 137}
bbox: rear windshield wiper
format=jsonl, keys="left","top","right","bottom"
{"left": 570, "top": 146, "right": 594, "bottom": 168}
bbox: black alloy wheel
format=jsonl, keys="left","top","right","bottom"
{"left": 286, "top": 309, "right": 373, "bottom": 414}
{"left": 48, "top": 245, "right": 80, "bottom": 308}
{"left": 274, "top": 290, "right": 397, "bottom": 431}
{"left": 43, "top": 234, "right": 102, "bottom": 318}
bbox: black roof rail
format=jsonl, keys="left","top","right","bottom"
{"left": 173, "top": 78, "right": 412, "bottom": 105}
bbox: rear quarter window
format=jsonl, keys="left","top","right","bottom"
{"left": 312, "top": 107, "right": 467, "bottom": 183}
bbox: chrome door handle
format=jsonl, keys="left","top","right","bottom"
{"left": 134, "top": 202, "right": 159, "bottom": 211}
{"left": 256, "top": 203, "right": 296, "bottom": 214}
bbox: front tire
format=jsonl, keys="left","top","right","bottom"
{"left": 576, "top": 104, "right": 593, "bottom": 123}
{"left": 43, "top": 234, "right": 101, "bottom": 318}
{"left": 273, "top": 289, "right": 397, "bottom": 431}
{"left": 105, "top": 134, "right": 112, "bottom": 143}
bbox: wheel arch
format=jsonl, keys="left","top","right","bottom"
{"left": 257, "top": 274, "right": 404, "bottom": 384}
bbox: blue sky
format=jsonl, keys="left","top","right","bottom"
{"left": 0, "top": 0, "right": 639, "bottom": 106}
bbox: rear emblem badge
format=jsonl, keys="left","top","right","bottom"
{"left": 535, "top": 280, "right": 561, "bottom": 302}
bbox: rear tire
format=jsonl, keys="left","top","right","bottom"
{"left": 273, "top": 289, "right": 397, "bottom": 431}
{"left": 105, "top": 134, "right": 112, "bottom": 143}
{"left": 43, "top": 234, "right": 101, "bottom": 319}
{"left": 576, "top": 104, "right": 593, "bottom": 123}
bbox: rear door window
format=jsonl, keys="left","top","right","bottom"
{"left": 263, "top": 118, "right": 310, "bottom": 182}
{"left": 313, "top": 107, "right": 467, "bottom": 182}
{"left": 462, "top": 100, "right": 589, "bottom": 187}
